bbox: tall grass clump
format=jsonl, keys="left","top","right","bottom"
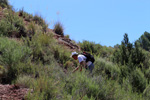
{"left": 0, "top": 37, "right": 31, "bottom": 83}
{"left": 53, "top": 22, "right": 64, "bottom": 36}
{"left": 33, "top": 14, "right": 48, "bottom": 32}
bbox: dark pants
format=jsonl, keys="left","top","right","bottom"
{"left": 88, "top": 63, "right": 94, "bottom": 73}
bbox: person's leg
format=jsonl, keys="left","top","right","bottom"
{"left": 88, "top": 63, "right": 94, "bottom": 73}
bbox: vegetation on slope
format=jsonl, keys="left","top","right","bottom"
{"left": 1, "top": 1, "right": 150, "bottom": 99}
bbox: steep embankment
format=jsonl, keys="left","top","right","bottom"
{"left": 0, "top": 7, "right": 80, "bottom": 99}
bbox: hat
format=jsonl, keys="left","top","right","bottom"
{"left": 70, "top": 52, "right": 78, "bottom": 57}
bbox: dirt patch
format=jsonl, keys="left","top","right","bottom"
{"left": 0, "top": 84, "right": 30, "bottom": 100}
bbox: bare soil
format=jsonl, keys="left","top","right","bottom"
{"left": 0, "top": 84, "right": 30, "bottom": 100}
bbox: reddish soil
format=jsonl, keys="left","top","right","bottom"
{"left": 0, "top": 84, "right": 30, "bottom": 100}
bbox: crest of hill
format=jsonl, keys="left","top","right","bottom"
{"left": 0, "top": 6, "right": 80, "bottom": 52}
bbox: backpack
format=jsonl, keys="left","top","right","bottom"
{"left": 81, "top": 52, "right": 95, "bottom": 63}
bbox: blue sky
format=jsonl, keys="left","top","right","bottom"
{"left": 9, "top": 0, "right": 150, "bottom": 47}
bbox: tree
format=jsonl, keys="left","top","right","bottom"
{"left": 131, "top": 42, "right": 145, "bottom": 68}
{"left": 113, "top": 33, "right": 145, "bottom": 68}
{"left": 137, "top": 31, "right": 150, "bottom": 51}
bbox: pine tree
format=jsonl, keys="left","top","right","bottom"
{"left": 113, "top": 33, "right": 145, "bottom": 68}
{"left": 137, "top": 31, "right": 150, "bottom": 51}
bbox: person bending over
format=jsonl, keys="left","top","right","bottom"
{"left": 71, "top": 52, "right": 94, "bottom": 73}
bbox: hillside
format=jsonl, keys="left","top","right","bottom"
{"left": 0, "top": 3, "right": 80, "bottom": 100}
{"left": 1, "top": 1, "right": 150, "bottom": 100}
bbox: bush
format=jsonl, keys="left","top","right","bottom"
{"left": 143, "top": 85, "right": 150, "bottom": 99}
{"left": 130, "top": 68, "right": 147, "bottom": 93}
{"left": 27, "top": 21, "right": 36, "bottom": 36}
{"left": 64, "top": 72, "right": 101, "bottom": 100}
{"left": 26, "top": 76, "right": 59, "bottom": 100}
{"left": 53, "top": 22, "right": 64, "bottom": 36}
{"left": 15, "top": 75, "right": 33, "bottom": 88}
{"left": 25, "top": 63, "right": 66, "bottom": 100}
{"left": 27, "top": 30, "right": 71, "bottom": 65}
{"left": 79, "top": 40, "right": 113, "bottom": 59}
{"left": 64, "top": 60, "right": 75, "bottom": 72}
{"left": 0, "top": 10, "right": 27, "bottom": 37}
{"left": 52, "top": 45, "right": 70, "bottom": 64}
{"left": 32, "top": 14, "right": 48, "bottom": 32}
{"left": 79, "top": 40, "right": 102, "bottom": 55}
{"left": 0, "top": 65, "right": 7, "bottom": 82}
{"left": 94, "top": 58, "right": 121, "bottom": 80}
{"left": 65, "top": 34, "right": 70, "bottom": 39}
{"left": 145, "top": 68, "right": 150, "bottom": 82}
{"left": 0, "top": 37, "right": 31, "bottom": 83}
{"left": 28, "top": 32, "right": 56, "bottom": 64}
{"left": 0, "top": 0, "right": 9, "bottom": 8}
{"left": 64, "top": 72, "right": 142, "bottom": 100}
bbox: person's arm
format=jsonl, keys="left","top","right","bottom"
{"left": 72, "top": 61, "right": 86, "bottom": 73}
{"left": 79, "top": 61, "right": 86, "bottom": 71}
{"left": 72, "top": 65, "right": 80, "bottom": 73}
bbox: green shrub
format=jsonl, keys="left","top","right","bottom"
{"left": 53, "top": 22, "right": 64, "bottom": 36}
{"left": 0, "top": 37, "right": 31, "bottom": 83}
{"left": 33, "top": 15, "right": 44, "bottom": 25}
{"left": 145, "top": 68, "right": 150, "bottom": 82}
{"left": 143, "top": 85, "right": 150, "bottom": 99}
{"left": 15, "top": 75, "right": 33, "bottom": 88}
{"left": 94, "top": 58, "right": 121, "bottom": 80}
{"left": 0, "top": 65, "right": 7, "bottom": 82}
{"left": 64, "top": 72, "right": 142, "bottom": 100}
{"left": 25, "top": 63, "right": 66, "bottom": 100}
{"left": 29, "top": 32, "right": 55, "bottom": 64}
{"left": 119, "top": 65, "right": 129, "bottom": 83}
{"left": 52, "top": 45, "right": 70, "bottom": 64}
{"left": 65, "top": 34, "right": 70, "bottom": 39}
{"left": 0, "top": 10, "right": 27, "bottom": 37}
{"left": 79, "top": 40, "right": 101, "bottom": 55}
{"left": 27, "top": 21, "right": 36, "bottom": 36}
{"left": 79, "top": 40, "right": 113, "bottom": 59}
{"left": 33, "top": 14, "right": 48, "bottom": 32}
{"left": 0, "top": 0, "right": 9, "bottom": 8}
{"left": 64, "top": 72, "right": 101, "bottom": 100}
{"left": 26, "top": 76, "right": 59, "bottom": 100}
{"left": 130, "top": 68, "right": 147, "bottom": 93}
{"left": 64, "top": 60, "right": 75, "bottom": 72}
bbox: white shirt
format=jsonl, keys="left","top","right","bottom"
{"left": 78, "top": 54, "right": 92, "bottom": 67}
